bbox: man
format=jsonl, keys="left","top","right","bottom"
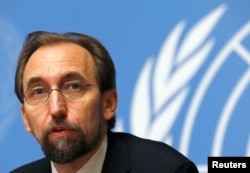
{"left": 11, "top": 31, "right": 199, "bottom": 173}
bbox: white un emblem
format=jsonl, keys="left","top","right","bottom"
{"left": 128, "top": 4, "right": 250, "bottom": 173}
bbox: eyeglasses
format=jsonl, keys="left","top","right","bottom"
{"left": 23, "top": 82, "right": 97, "bottom": 106}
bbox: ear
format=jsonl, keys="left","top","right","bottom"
{"left": 21, "top": 105, "right": 32, "bottom": 133}
{"left": 102, "top": 89, "right": 118, "bottom": 121}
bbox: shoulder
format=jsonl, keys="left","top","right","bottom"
{"left": 9, "top": 158, "right": 51, "bottom": 173}
{"left": 108, "top": 131, "right": 199, "bottom": 172}
{"left": 110, "top": 132, "right": 185, "bottom": 159}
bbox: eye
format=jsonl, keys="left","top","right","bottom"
{"left": 28, "top": 87, "right": 46, "bottom": 96}
{"left": 63, "top": 81, "right": 84, "bottom": 91}
{"left": 70, "top": 83, "right": 81, "bottom": 90}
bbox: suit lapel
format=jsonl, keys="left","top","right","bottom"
{"left": 101, "top": 132, "right": 130, "bottom": 173}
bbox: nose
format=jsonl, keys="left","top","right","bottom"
{"left": 48, "top": 89, "right": 67, "bottom": 118}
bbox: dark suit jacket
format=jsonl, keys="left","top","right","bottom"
{"left": 10, "top": 131, "right": 199, "bottom": 173}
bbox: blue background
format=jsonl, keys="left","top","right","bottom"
{"left": 0, "top": 1, "right": 249, "bottom": 173}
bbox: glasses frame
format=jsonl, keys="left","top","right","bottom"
{"left": 23, "top": 83, "right": 97, "bottom": 106}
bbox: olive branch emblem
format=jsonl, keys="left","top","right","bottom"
{"left": 130, "top": 5, "right": 227, "bottom": 146}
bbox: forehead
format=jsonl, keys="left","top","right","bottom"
{"left": 23, "top": 42, "right": 96, "bottom": 86}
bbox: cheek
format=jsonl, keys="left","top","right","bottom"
{"left": 23, "top": 105, "right": 50, "bottom": 142}
{"left": 69, "top": 99, "right": 102, "bottom": 134}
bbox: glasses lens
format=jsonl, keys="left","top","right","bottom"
{"left": 61, "top": 82, "right": 86, "bottom": 99}
{"left": 25, "top": 87, "right": 48, "bottom": 105}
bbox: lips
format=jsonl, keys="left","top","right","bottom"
{"left": 49, "top": 126, "right": 73, "bottom": 138}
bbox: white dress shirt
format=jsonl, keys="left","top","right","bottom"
{"left": 51, "top": 135, "right": 107, "bottom": 173}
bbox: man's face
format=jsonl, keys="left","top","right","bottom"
{"left": 21, "top": 42, "right": 116, "bottom": 163}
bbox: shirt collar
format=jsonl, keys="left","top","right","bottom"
{"left": 51, "top": 135, "right": 108, "bottom": 173}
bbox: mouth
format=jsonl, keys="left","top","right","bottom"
{"left": 49, "top": 126, "right": 74, "bottom": 138}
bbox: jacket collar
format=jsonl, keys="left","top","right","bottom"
{"left": 101, "top": 131, "right": 130, "bottom": 173}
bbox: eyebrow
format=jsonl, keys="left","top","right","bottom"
{"left": 61, "top": 71, "right": 85, "bottom": 81}
{"left": 26, "top": 77, "right": 43, "bottom": 90}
